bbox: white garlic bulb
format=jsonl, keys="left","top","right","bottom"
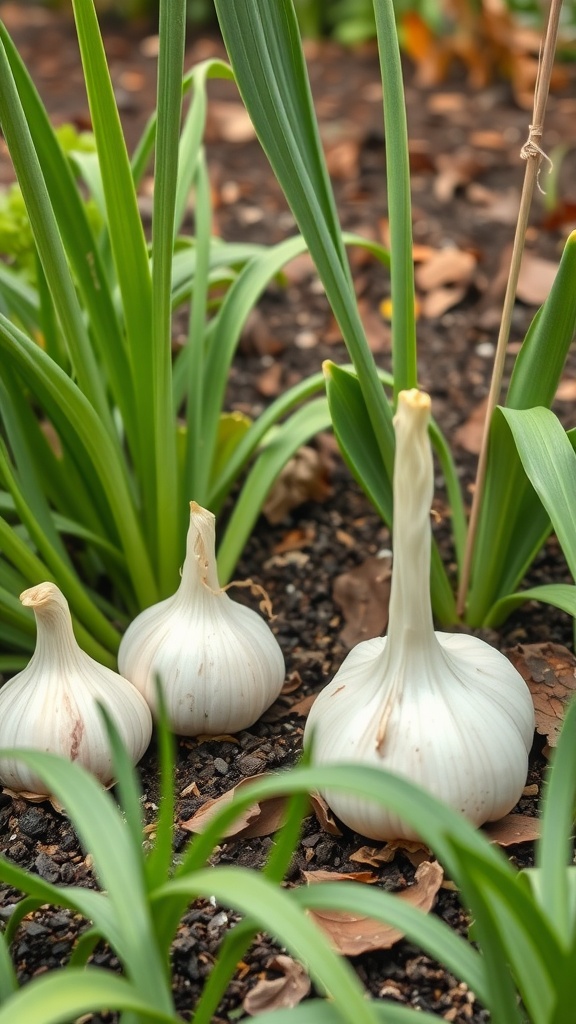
{"left": 304, "top": 389, "right": 535, "bottom": 841}
{"left": 118, "top": 502, "right": 285, "bottom": 735}
{"left": 0, "top": 583, "right": 152, "bottom": 795}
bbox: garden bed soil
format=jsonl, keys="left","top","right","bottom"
{"left": 1, "top": 4, "right": 576, "bottom": 1021}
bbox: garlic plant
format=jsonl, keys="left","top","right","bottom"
{"left": 0, "top": 583, "right": 152, "bottom": 795}
{"left": 118, "top": 502, "right": 285, "bottom": 735}
{"left": 304, "top": 389, "right": 535, "bottom": 841}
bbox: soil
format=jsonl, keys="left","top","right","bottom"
{"left": 1, "top": 4, "right": 576, "bottom": 1022}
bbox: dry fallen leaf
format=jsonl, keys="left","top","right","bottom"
{"left": 303, "top": 869, "right": 378, "bottom": 885}
{"left": 263, "top": 446, "right": 332, "bottom": 524}
{"left": 483, "top": 814, "right": 540, "bottom": 846}
{"left": 310, "top": 792, "right": 343, "bottom": 836}
{"left": 180, "top": 774, "right": 287, "bottom": 840}
{"left": 332, "top": 553, "right": 392, "bottom": 648}
{"left": 454, "top": 396, "right": 489, "bottom": 455}
{"left": 243, "top": 955, "right": 311, "bottom": 1016}
{"left": 206, "top": 100, "right": 256, "bottom": 143}
{"left": 516, "top": 253, "right": 558, "bottom": 306}
{"left": 506, "top": 642, "right": 576, "bottom": 750}
{"left": 415, "top": 247, "right": 477, "bottom": 291}
{"left": 305, "top": 860, "right": 444, "bottom": 955}
{"left": 555, "top": 377, "right": 576, "bottom": 402}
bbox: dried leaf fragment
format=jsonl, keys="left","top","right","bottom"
{"left": 506, "top": 642, "right": 576, "bottom": 749}
{"left": 333, "top": 554, "right": 392, "bottom": 648}
{"left": 180, "top": 774, "right": 287, "bottom": 840}
{"left": 305, "top": 860, "right": 444, "bottom": 955}
{"left": 243, "top": 955, "right": 311, "bottom": 1016}
{"left": 483, "top": 814, "right": 540, "bottom": 846}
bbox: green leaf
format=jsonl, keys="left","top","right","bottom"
{"left": 292, "top": 881, "right": 488, "bottom": 1006}
{"left": 507, "top": 231, "right": 576, "bottom": 409}
{"left": 487, "top": 583, "right": 576, "bottom": 627}
{"left": 213, "top": 0, "right": 395, "bottom": 476}
{"left": 155, "top": 867, "right": 378, "bottom": 1024}
{"left": 0, "top": 749, "right": 171, "bottom": 1011}
{"left": 498, "top": 406, "right": 576, "bottom": 579}
{"left": 0, "top": 969, "right": 180, "bottom": 1024}
{"left": 537, "top": 697, "right": 576, "bottom": 944}
{"left": 371, "top": 0, "right": 417, "bottom": 397}
{"left": 237, "top": 1003, "right": 441, "bottom": 1024}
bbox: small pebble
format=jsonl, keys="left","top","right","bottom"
{"left": 213, "top": 758, "right": 229, "bottom": 776}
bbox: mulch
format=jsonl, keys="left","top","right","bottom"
{"left": 1, "top": 4, "right": 576, "bottom": 1020}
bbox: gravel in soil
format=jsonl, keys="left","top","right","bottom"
{"left": 1, "top": 5, "right": 576, "bottom": 1020}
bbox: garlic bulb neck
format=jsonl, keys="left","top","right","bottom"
{"left": 0, "top": 583, "right": 152, "bottom": 796}
{"left": 385, "top": 390, "right": 439, "bottom": 655}
{"left": 118, "top": 502, "right": 285, "bottom": 736}
{"left": 304, "top": 389, "right": 535, "bottom": 841}
{"left": 178, "top": 501, "right": 221, "bottom": 600}
{"left": 21, "top": 583, "right": 82, "bottom": 673}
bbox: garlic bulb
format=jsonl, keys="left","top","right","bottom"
{"left": 304, "top": 389, "right": 535, "bottom": 841}
{"left": 118, "top": 502, "right": 285, "bottom": 735}
{"left": 0, "top": 583, "right": 152, "bottom": 795}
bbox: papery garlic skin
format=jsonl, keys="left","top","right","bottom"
{"left": 118, "top": 502, "right": 285, "bottom": 735}
{"left": 304, "top": 389, "right": 534, "bottom": 841}
{"left": 0, "top": 583, "right": 152, "bottom": 795}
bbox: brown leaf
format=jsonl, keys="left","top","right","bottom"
{"left": 454, "top": 397, "right": 489, "bottom": 455}
{"left": 349, "top": 845, "right": 395, "bottom": 867}
{"left": 263, "top": 447, "right": 332, "bottom": 524}
{"left": 310, "top": 792, "right": 343, "bottom": 836}
{"left": 303, "top": 869, "right": 378, "bottom": 884}
{"left": 306, "top": 860, "right": 444, "bottom": 955}
{"left": 358, "top": 298, "right": 391, "bottom": 354}
{"left": 415, "top": 248, "right": 477, "bottom": 291}
{"left": 256, "top": 363, "right": 283, "bottom": 398}
{"left": 243, "top": 955, "right": 311, "bottom": 1016}
{"left": 507, "top": 643, "right": 576, "bottom": 750}
{"left": 555, "top": 378, "right": 576, "bottom": 402}
{"left": 332, "top": 553, "right": 392, "bottom": 648}
{"left": 180, "top": 774, "right": 287, "bottom": 840}
{"left": 283, "top": 693, "right": 317, "bottom": 718}
{"left": 434, "top": 152, "right": 486, "bottom": 203}
{"left": 420, "top": 285, "right": 467, "bottom": 319}
{"left": 206, "top": 100, "right": 256, "bottom": 143}
{"left": 483, "top": 814, "right": 540, "bottom": 846}
{"left": 516, "top": 254, "right": 558, "bottom": 306}
{"left": 273, "top": 528, "right": 316, "bottom": 555}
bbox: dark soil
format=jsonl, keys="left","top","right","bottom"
{"left": 1, "top": 4, "right": 576, "bottom": 1021}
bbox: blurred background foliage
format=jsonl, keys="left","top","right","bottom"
{"left": 19, "top": 0, "right": 576, "bottom": 47}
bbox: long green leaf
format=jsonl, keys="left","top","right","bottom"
{"left": 292, "top": 882, "right": 488, "bottom": 1006}
{"left": 213, "top": 0, "right": 395, "bottom": 477}
{"left": 371, "top": 0, "right": 417, "bottom": 396}
{"left": 537, "top": 697, "right": 576, "bottom": 944}
{"left": 149, "top": 0, "right": 186, "bottom": 590}
{"left": 486, "top": 582, "right": 576, "bottom": 627}
{"left": 0, "top": 315, "right": 157, "bottom": 613}
{"left": 499, "top": 406, "right": 576, "bottom": 579}
{"left": 155, "top": 867, "right": 378, "bottom": 1024}
{"left": 507, "top": 231, "right": 576, "bottom": 408}
{"left": 0, "top": 969, "right": 180, "bottom": 1024}
{"left": 467, "top": 230, "right": 576, "bottom": 625}
{"left": 0, "top": 30, "right": 112, "bottom": 433}
{"left": 0, "top": 21, "right": 134, "bottom": 437}
{"left": 238, "top": 1002, "right": 441, "bottom": 1024}
{"left": 0, "top": 749, "right": 172, "bottom": 1011}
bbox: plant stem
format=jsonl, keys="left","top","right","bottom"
{"left": 457, "top": 0, "right": 563, "bottom": 617}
